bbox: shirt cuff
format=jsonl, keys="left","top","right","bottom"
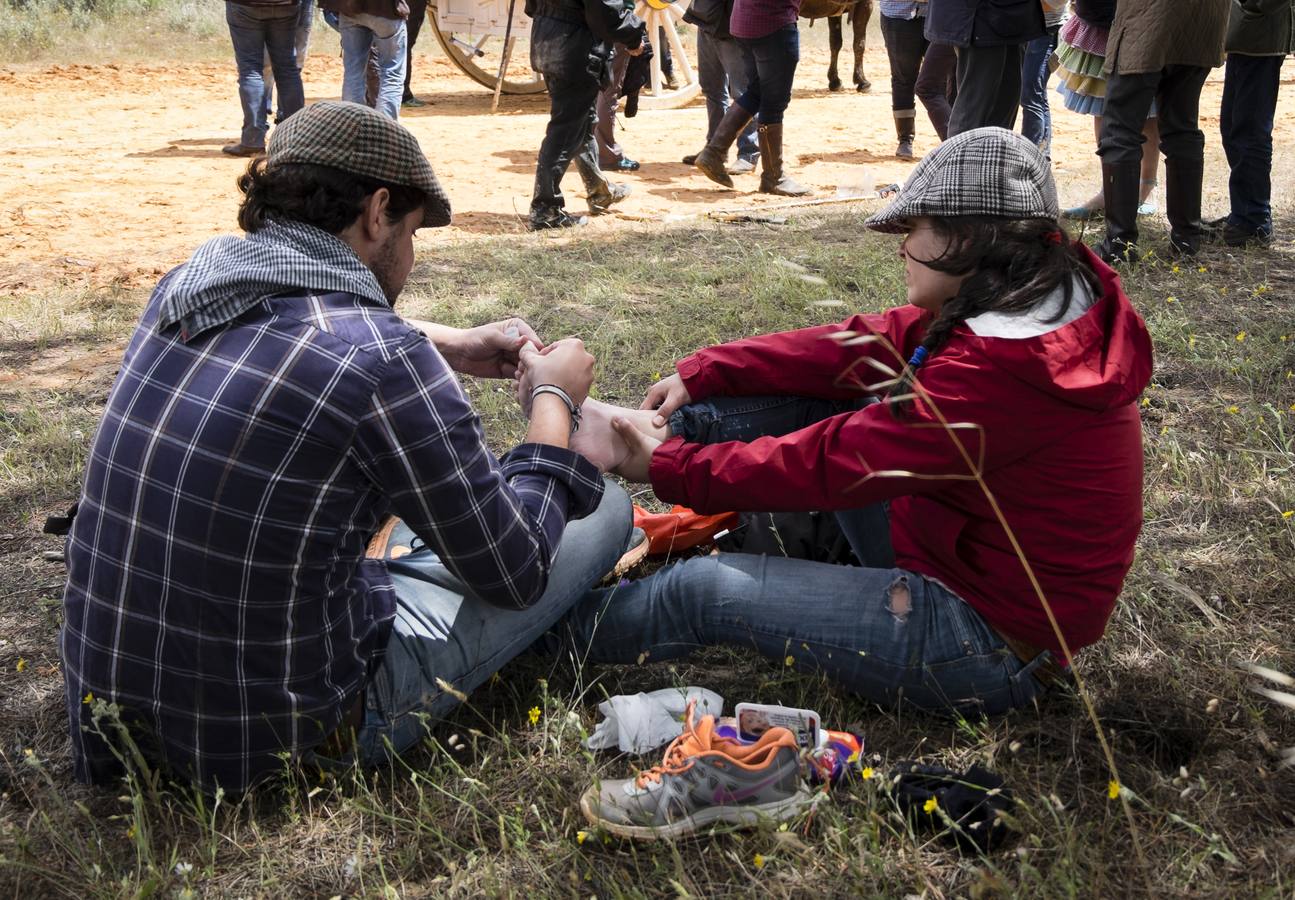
{"left": 648, "top": 434, "right": 693, "bottom": 508}
{"left": 500, "top": 442, "right": 605, "bottom": 520}
{"left": 676, "top": 354, "right": 711, "bottom": 399}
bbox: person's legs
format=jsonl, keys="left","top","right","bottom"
{"left": 356, "top": 480, "right": 633, "bottom": 762}
{"left": 263, "top": 6, "right": 305, "bottom": 121}
{"left": 694, "top": 39, "right": 758, "bottom": 186}
{"left": 1096, "top": 69, "right": 1159, "bottom": 260}
{"left": 915, "top": 40, "right": 955, "bottom": 140}
{"left": 696, "top": 29, "right": 728, "bottom": 146}
{"left": 573, "top": 100, "right": 629, "bottom": 212}
{"left": 749, "top": 26, "right": 808, "bottom": 195}
{"left": 557, "top": 553, "right": 1043, "bottom": 716}
{"left": 403, "top": 0, "right": 428, "bottom": 103}
{"left": 1153, "top": 63, "right": 1210, "bottom": 254}
{"left": 225, "top": 3, "right": 274, "bottom": 150}
{"left": 1019, "top": 26, "right": 1058, "bottom": 151}
{"left": 338, "top": 15, "right": 375, "bottom": 105}
{"left": 948, "top": 43, "right": 1021, "bottom": 136}
{"left": 532, "top": 73, "right": 603, "bottom": 223}
{"left": 880, "top": 14, "right": 926, "bottom": 158}
{"left": 596, "top": 47, "right": 633, "bottom": 168}
{"left": 1219, "top": 53, "right": 1281, "bottom": 239}
{"left": 355, "top": 13, "right": 408, "bottom": 119}
{"left": 716, "top": 36, "right": 760, "bottom": 163}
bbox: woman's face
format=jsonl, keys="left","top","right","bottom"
{"left": 899, "top": 217, "right": 970, "bottom": 312}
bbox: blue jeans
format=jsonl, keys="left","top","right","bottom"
{"left": 557, "top": 397, "right": 1048, "bottom": 716}
{"left": 1220, "top": 53, "right": 1283, "bottom": 236}
{"left": 340, "top": 12, "right": 407, "bottom": 120}
{"left": 735, "top": 25, "right": 799, "bottom": 125}
{"left": 1020, "top": 26, "right": 1059, "bottom": 153}
{"left": 226, "top": 2, "right": 305, "bottom": 149}
{"left": 264, "top": 0, "right": 315, "bottom": 123}
{"left": 354, "top": 479, "right": 633, "bottom": 763}
{"left": 697, "top": 30, "right": 759, "bottom": 161}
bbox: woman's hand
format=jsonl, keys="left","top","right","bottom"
{"left": 609, "top": 416, "right": 662, "bottom": 483}
{"left": 435, "top": 318, "right": 543, "bottom": 379}
{"left": 639, "top": 372, "right": 692, "bottom": 428}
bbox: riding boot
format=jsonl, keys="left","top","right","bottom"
{"left": 573, "top": 135, "right": 631, "bottom": 215}
{"left": 757, "top": 123, "right": 811, "bottom": 197}
{"left": 893, "top": 109, "right": 916, "bottom": 159}
{"left": 1164, "top": 156, "right": 1205, "bottom": 257}
{"left": 693, "top": 103, "right": 754, "bottom": 188}
{"left": 1095, "top": 160, "right": 1142, "bottom": 264}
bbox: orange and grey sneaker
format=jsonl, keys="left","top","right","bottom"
{"left": 579, "top": 704, "right": 814, "bottom": 840}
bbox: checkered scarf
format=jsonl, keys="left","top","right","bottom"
{"left": 156, "top": 219, "right": 388, "bottom": 340}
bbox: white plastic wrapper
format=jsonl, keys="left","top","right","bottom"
{"left": 584, "top": 687, "right": 724, "bottom": 754}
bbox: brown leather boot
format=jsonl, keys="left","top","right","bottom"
{"left": 693, "top": 103, "right": 754, "bottom": 188}
{"left": 757, "top": 124, "right": 811, "bottom": 197}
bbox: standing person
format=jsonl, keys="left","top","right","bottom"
{"left": 1096, "top": 0, "right": 1230, "bottom": 261}
{"left": 263, "top": 0, "right": 316, "bottom": 125}
{"left": 682, "top": 0, "right": 760, "bottom": 173}
{"left": 595, "top": 44, "right": 642, "bottom": 172}
{"left": 878, "top": 0, "right": 935, "bottom": 158}
{"left": 60, "top": 101, "right": 633, "bottom": 794}
{"left": 401, "top": 0, "right": 429, "bottom": 106}
{"left": 1053, "top": 0, "right": 1160, "bottom": 220}
{"left": 913, "top": 40, "right": 957, "bottom": 140}
{"left": 692, "top": 0, "right": 812, "bottom": 195}
{"left": 526, "top": 0, "right": 646, "bottom": 229}
{"left": 319, "top": 0, "right": 409, "bottom": 121}
{"left": 924, "top": 0, "right": 1045, "bottom": 136}
{"left": 1212, "top": 0, "right": 1294, "bottom": 246}
{"left": 222, "top": 0, "right": 306, "bottom": 157}
{"left": 1019, "top": 0, "right": 1064, "bottom": 155}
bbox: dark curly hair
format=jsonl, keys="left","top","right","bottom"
{"left": 235, "top": 159, "right": 426, "bottom": 234}
{"left": 889, "top": 217, "right": 1103, "bottom": 415}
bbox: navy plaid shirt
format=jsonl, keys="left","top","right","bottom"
{"left": 61, "top": 273, "right": 603, "bottom": 792}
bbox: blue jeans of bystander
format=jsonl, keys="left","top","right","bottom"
{"left": 1020, "top": 25, "right": 1059, "bottom": 153}
{"left": 226, "top": 2, "right": 305, "bottom": 148}
{"left": 264, "top": 0, "right": 316, "bottom": 123}
{"left": 697, "top": 30, "right": 760, "bottom": 161}
{"left": 555, "top": 396, "right": 1049, "bottom": 717}
{"left": 735, "top": 25, "right": 800, "bottom": 125}
{"left": 340, "top": 12, "right": 407, "bottom": 120}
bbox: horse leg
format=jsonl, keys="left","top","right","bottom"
{"left": 827, "top": 15, "right": 843, "bottom": 92}
{"left": 852, "top": 0, "right": 872, "bottom": 92}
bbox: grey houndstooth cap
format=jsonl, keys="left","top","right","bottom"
{"left": 865, "top": 127, "right": 1059, "bottom": 234}
{"left": 266, "top": 100, "right": 451, "bottom": 229}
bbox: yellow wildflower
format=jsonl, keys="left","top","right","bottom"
{"left": 1236, "top": 331, "right": 1247, "bottom": 342}
{"left": 1226, "top": 406, "right": 1240, "bottom": 415}
{"left": 784, "top": 655, "right": 795, "bottom": 667}
{"left": 1197, "top": 265, "right": 1207, "bottom": 273}
{"left": 1187, "top": 334, "right": 1197, "bottom": 349}
{"left": 1282, "top": 511, "right": 1294, "bottom": 520}
{"left": 16, "top": 658, "right": 27, "bottom": 673}
{"left": 1140, "top": 397, "right": 1151, "bottom": 408}
{"left": 753, "top": 853, "right": 765, "bottom": 869}
{"left": 1107, "top": 780, "right": 1121, "bottom": 800}
{"left": 126, "top": 824, "right": 137, "bottom": 840}
{"left": 1171, "top": 265, "right": 1181, "bottom": 274}
{"left": 1165, "top": 295, "right": 1177, "bottom": 304}
{"left": 576, "top": 830, "right": 589, "bottom": 845}
{"left": 861, "top": 766, "right": 875, "bottom": 780}
{"left": 82, "top": 692, "right": 94, "bottom": 705}
{"left": 923, "top": 797, "right": 938, "bottom": 814}
{"left": 527, "top": 706, "right": 540, "bottom": 726}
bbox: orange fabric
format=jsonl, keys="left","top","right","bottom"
{"left": 632, "top": 504, "right": 739, "bottom": 556}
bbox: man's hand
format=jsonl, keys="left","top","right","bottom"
{"left": 609, "top": 416, "right": 661, "bottom": 482}
{"left": 640, "top": 372, "right": 692, "bottom": 428}
{"left": 440, "top": 318, "right": 543, "bottom": 379}
{"left": 518, "top": 339, "right": 595, "bottom": 408}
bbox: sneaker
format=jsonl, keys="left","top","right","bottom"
{"left": 221, "top": 142, "right": 264, "bottom": 157}
{"left": 580, "top": 704, "right": 814, "bottom": 839}
{"left": 612, "top": 527, "right": 650, "bottom": 577}
{"left": 529, "top": 209, "right": 588, "bottom": 231}
{"left": 727, "top": 156, "right": 757, "bottom": 176}
{"left": 587, "top": 182, "right": 631, "bottom": 215}
{"left": 402, "top": 95, "right": 428, "bottom": 108}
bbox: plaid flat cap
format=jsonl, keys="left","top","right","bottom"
{"left": 865, "top": 127, "right": 1058, "bottom": 234}
{"left": 267, "top": 100, "right": 451, "bottom": 228}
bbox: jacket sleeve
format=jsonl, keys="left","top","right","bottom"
{"left": 583, "top": 0, "right": 646, "bottom": 46}
{"left": 677, "top": 306, "right": 931, "bottom": 403}
{"left": 650, "top": 349, "right": 1054, "bottom": 514}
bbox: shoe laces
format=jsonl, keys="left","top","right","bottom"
{"left": 634, "top": 700, "right": 717, "bottom": 789}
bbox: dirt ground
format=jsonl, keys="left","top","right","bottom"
{"left": 2, "top": 36, "right": 1292, "bottom": 293}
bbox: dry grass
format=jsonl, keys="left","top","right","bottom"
{"left": 2, "top": 211, "right": 1295, "bottom": 898}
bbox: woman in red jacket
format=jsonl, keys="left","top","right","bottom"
{"left": 561, "top": 127, "right": 1152, "bottom": 715}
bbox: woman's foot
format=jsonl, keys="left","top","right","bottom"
{"left": 1062, "top": 190, "right": 1105, "bottom": 221}
{"left": 570, "top": 399, "right": 670, "bottom": 474}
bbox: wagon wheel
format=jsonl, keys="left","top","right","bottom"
{"left": 633, "top": 0, "right": 702, "bottom": 110}
{"left": 427, "top": 0, "right": 547, "bottom": 95}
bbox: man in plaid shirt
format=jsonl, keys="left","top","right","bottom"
{"left": 60, "top": 101, "right": 632, "bottom": 793}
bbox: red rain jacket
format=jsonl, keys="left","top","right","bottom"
{"left": 650, "top": 249, "right": 1152, "bottom": 660}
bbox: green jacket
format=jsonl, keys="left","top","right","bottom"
{"left": 1227, "top": 0, "right": 1294, "bottom": 55}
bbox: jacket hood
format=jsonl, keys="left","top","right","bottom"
{"left": 957, "top": 245, "right": 1153, "bottom": 412}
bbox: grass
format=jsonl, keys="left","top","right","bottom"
{"left": 2, "top": 210, "right": 1295, "bottom": 897}
{"left": 0, "top": 0, "right": 234, "bottom": 65}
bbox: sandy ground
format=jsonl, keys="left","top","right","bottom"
{"left": 1, "top": 34, "right": 1293, "bottom": 292}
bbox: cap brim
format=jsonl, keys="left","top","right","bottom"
{"left": 420, "top": 196, "right": 452, "bottom": 229}
{"left": 863, "top": 195, "right": 914, "bottom": 234}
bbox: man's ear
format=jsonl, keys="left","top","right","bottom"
{"left": 360, "top": 187, "right": 392, "bottom": 242}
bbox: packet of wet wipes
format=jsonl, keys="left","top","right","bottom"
{"left": 734, "top": 702, "right": 820, "bottom": 751}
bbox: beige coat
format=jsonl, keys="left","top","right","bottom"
{"left": 1105, "top": 0, "right": 1231, "bottom": 74}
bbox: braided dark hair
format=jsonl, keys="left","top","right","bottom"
{"left": 888, "top": 216, "right": 1102, "bottom": 416}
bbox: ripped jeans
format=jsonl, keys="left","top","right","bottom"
{"left": 555, "top": 396, "right": 1046, "bottom": 716}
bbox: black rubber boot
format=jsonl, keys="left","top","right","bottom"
{"left": 693, "top": 103, "right": 754, "bottom": 188}
{"left": 894, "top": 110, "right": 916, "bottom": 159}
{"left": 1164, "top": 157, "right": 1206, "bottom": 257}
{"left": 757, "top": 124, "right": 811, "bottom": 197}
{"left": 1096, "top": 160, "right": 1142, "bottom": 264}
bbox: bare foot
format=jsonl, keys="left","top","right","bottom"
{"left": 571, "top": 398, "right": 670, "bottom": 473}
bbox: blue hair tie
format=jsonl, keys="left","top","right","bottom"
{"left": 907, "top": 346, "right": 928, "bottom": 369}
